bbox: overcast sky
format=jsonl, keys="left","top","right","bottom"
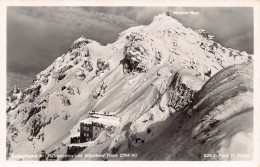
{"left": 7, "top": 7, "right": 253, "bottom": 91}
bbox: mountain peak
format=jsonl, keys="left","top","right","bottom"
{"left": 151, "top": 13, "right": 182, "bottom": 29}
{"left": 6, "top": 12, "right": 253, "bottom": 161}
{"left": 9, "top": 85, "right": 21, "bottom": 94}
{"left": 73, "top": 36, "right": 90, "bottom": 43}
{"left": 153, "top": 13, "right": 179, "bottom": 22}
{"left": 69, "top": 36, "right": 94, "bottom": 51}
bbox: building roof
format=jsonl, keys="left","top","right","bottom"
{"left": 68, "top": 141, "right": 94, "bottom": 147}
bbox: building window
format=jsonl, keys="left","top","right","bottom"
{"left": 95, "top": 133, "right": 97, "bottom": 136}
{"left": 84, "top": 127, "right": 89, "bottom": 131}
{"left": 84, "top": 133, "right": 89, "bottom": 137}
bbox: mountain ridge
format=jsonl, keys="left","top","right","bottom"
{"left": 6, "top": 13, "right": 253, "bottom": 161}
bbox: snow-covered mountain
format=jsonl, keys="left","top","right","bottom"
{"left": 6, "top": 13, "right": 253, "bottom": 161}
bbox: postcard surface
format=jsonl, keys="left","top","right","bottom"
{"left": 1, "top": 0, "right": 259, "bottom": 165}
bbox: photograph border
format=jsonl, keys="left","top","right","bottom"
{"left": 0, "top": 0, "right": 259, "bottom": 167}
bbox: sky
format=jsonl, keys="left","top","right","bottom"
{"left": 7, "top": 7, "right": 254, "bottom": 91}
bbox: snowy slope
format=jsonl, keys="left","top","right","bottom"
{"left": 6, "top": 13, "right": 253, "bottom": 161}
{"left": 121, "top": 62, "right": 253, "bottom": 161}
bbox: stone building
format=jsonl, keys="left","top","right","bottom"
{"left": 79, "top": 122, "right": 105, "bottom": 143}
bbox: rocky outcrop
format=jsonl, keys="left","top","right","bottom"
{"left": 23, "top": 85, "right": 41, "bottom": 103}
{"left": 82, "top": 60, "right": 93, "bottom": 72}
{"left": 6, "top": 85, "right": 23, "bottom": 112}
{"left": 96, "top": 59, "right": 110, "bottom": 76}
{"left": 76, "top": 68, "right": 86, "bottom": 81}
{"left": 166, "top": 69, "right": 203, "bottom": 113}
{"left": 69, "top": 36, "right": 93, "bottom": 51}
{"left": 122, "top": 32, "right": 161, "bottom": 73}
{"left": 92, "top": 82, "right": 107, "bottom": 99}
{"left": 195, "top": 29, "right": 214, "bottom": 40}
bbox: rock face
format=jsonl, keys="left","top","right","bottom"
{"left": 6, "top": 13, "right": 253, "bottom": 161}
{"left": 166, "top": 69, "right": 203, "bottom": 113}
{"left": 195, "top": 29, "right": 214, "bottom": 40}
{"left": 6, "top": 85, "right": 23, "bottom": 112}
{"left": 69, "top": 36, "right": 93, "bottom": 51}
{"left": 122, "top": 32, "right": 162, "bottom": 73}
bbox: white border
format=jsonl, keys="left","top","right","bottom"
{"left": 0, "top": 1, "right": 259, "bottom": 167}
{"left": 0, "top": 0, "right": 260, "bottom": 7}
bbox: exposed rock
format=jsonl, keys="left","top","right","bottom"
{"left": 23, "top": 85, "right": 41, "bottom": 103}
{"left": 6, "top": 85, "right": 23, "bottom": 112}
{"left": 76, "top": 68, "right": 86, "bottom": 81}
{"left": 195, "top": 29, "right": 214, "bottom": 40}
{"left": 82, "top": 60, "right": 93, "bottom": 72}
{"left": 69, "top": 36, "right": 93, "bottom": 51}
{"left": 96, "top": 58, "right": 110, "bottom": 76}
{"left": 122, "top": 33, "right": 152, "bottom": 73}
{"left": 93, "top": 82, "right": 107, "bottom": 99}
